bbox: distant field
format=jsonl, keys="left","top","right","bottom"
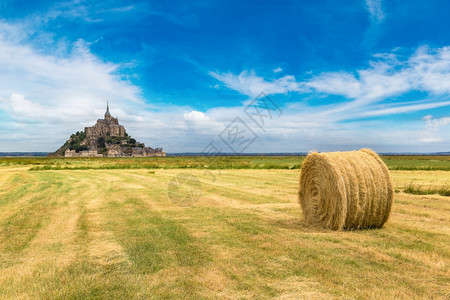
{"left": 0, "top": 158, "right": 448, "bottom": 298}
{"left": 1, "top": 155, "right": 450, "bottom": 171}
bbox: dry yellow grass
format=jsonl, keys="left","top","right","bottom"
{"left": 0, "top": 166, "right": 448, "bottom": 299}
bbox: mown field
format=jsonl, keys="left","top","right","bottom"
{"left": 0, "top": 156, "right": 449, "bottom": 299}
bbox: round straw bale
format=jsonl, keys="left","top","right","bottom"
{"left": 298, "top": 149, "right": 393, "bottom": 230}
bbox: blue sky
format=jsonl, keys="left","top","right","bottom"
{"left": 0, "top": 0, "right": 450, "bottom": 153}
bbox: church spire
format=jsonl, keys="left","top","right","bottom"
{"left": 105, "top": 101, "right": 111, "bottom": 118}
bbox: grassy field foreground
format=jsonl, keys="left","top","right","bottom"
{"left": 0, "top": 164, "right": 449, "bottom": 298}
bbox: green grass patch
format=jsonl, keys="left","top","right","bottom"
{"left": 105, "top": 197, "right": 209, "bottom": 274}
{"left": 404, "top": 180, "right": 450, "bottom": 196}
{"left": 1, "top": 155, "right": 444, "bottom": 171}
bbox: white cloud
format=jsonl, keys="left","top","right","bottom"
{"left": 306, "top": 52, "right": 412, "bottom": 103}
{"left": 28, "top": 1, "right": 138, "bottom": 25}
{"left": 209, "top": 70, "right": 304, "bottom": 98}
{"left": 306, "top": 72, "right": 361, "bottom": 99}
{"left": 424, "top": 115, "right": 450, "bottom": 129}
{"left": 212, "top": 46, "right": 450, "bottom": 120}
{"left": 273, "top": 67, "right": 283, "bottom": 73}
{"left": 183, "top": 110, "right": 223, "bottom": 132}
{"left": 365, "top": 0, "right": 385, "bottom": 23}
{"left": 183, "top": 110, "right": 211, "bottom": 122}
{"left": 3, "top": 94, "right": 49, "bottom": 121}
{"left": 0, "top": 27, "right": 142, "bottom": 112}
{"left": 0, "top": 19, "right": 166, "bottom": 151}
{"left": 358, "top": 100, "right": 450, "bottom": 118}
{"left": 208, "top": 46, "right": 450, "bottom": 152}
{"left": 313, "top": 46, "right": 450, "bottom": 117}
{"left": 107, "top": 5, "right": 136, "bottom": 13}
{"left": 418, "top": 115, "right": 450, "bottom": 143}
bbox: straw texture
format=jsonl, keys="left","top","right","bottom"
{"left": 298, "top": 149, "right": 393, "bottom": 230}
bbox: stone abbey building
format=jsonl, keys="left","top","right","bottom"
{"left": 56, "top": 103, "right": 165, "bottom": 157}
{"left": 85, "top": 104, "right": 126, "bottom": 144}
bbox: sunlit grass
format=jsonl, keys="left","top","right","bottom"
{"left": 0, "top": 164, "right": 448, "bottom": 298}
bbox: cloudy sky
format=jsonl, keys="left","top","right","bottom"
{"left": 1, "top": 0, "right": 450, "bottom": 153}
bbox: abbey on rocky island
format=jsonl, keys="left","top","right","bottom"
{"left": 52, "top": 103, "right": 165, "bottom": 157}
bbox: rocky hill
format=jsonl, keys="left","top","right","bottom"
{"left": 50, "top": 104, "right": 165, "bottom": 157}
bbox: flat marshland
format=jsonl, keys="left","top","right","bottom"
{"left": 0, "top": 156, "right": 448, "bottom": 298}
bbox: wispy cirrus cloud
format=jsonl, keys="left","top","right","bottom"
{"left": 305, "top": 72, "right": 362, "bottom": 99}
{"left": 363, "top": 0, "right": 385, "bottom": 48}
{"left": 208, "top": 45, "right": 450, "bottom": 151}
{"left": 358, "top": 100, "right": 450, "bottom": 118}
{"left": 211, "top": 46, "right": 450, "bottom": 119}
{"left": 307, "top": 46, "right": 450, "bottom": 120}
{"left": 308, "top": 46, "right": 450, "bottom": 102}
{"left": 365, "top": 0, "right": 385, "bottom": 23}
{"left": 209, "top": 70, "right": 305, "bottom": 98}
{"left": 34, "top": 1, "right": 187, "bottom": 27}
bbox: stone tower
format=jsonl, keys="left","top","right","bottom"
{"left": 105, "top": 101, "right": 112, "bottom": 119}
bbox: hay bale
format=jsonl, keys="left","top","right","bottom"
{"left": 298, "top": 149, "right": 393, "bottom": 230}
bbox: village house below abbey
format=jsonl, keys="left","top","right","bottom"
{"left": 52, "top": 103, "right": 165, "bottom": 157}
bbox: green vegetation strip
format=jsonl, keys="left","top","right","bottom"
{"left": 403, "top": 181, "right": 450, "bottom": 196}
{"left": 0, "top": 155, "right": 448, "bottom": 171}
{"left": 24, "top": 156, "right": 450, "bottom": 171}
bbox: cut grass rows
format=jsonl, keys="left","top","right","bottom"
{"left": 0, "top": 168, "right": 448, "bottom": 298}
